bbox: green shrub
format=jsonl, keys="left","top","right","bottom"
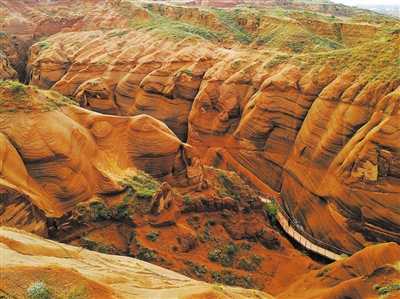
{"left": 208, "top": 250, "right": 221, "bottom": 262}
{"left": 146, "top": 230, "right": 159, "bottom": 242}
{"left": 225, "top": 241, "right": 239, "bottom": 256}
{"left": 216, "top": 169, "right": 239, "bottom": 200}
{"left": 211, "top": 270, "right": 237, "bottom": 286}
{"left": 317, "top": 267, "right": 331, "bottom": 277}
{"left": 340, "top": 253, "right": 349, "bottom": 260}
{"left": 10, "top": 81, "right": 24, "bottom": 93}
{"left": 237, "top": 258, "right": 254, "bottom": 271}
{"left": 37, "top": 41, "right": 50, "bottom": 49}
{"left": 89, "top": 201, "right": 110, "bottom": 221}
{"left": 378, "top": 285, "right": 393, "bottom": 295}
{"left": 188, "top": 262, "right": 207, "bottom": 277}
{"left": 205, "top": 220, "right": 217, "bottom": 227}
{"left": 26, "top": 281, "right": 52, "bottom": 299}
{"left": 111, "top": 202, "right": 132, "bottom": 220}
{"left": 98, "top": 242, "right": 113, "bottom": 253}
{"left": 241, "top": 242, "right": 251, "bottom": 250}
{"left": 8, "top": 107, "right": 18, "bottom": 112}
{"left": 251, "top": 254, "right": 264, "bottom": 266}
{"left": 264, "top": 201, "right": 279, "bottom": 224}
{"left": 82, "top": 237, "right": 97, "bottom": 251}
{"left": 135, "top": 241, "right": 157, "bottom": 261}
{"left": 219, "top": 254, "right": 233, "bottom": 267}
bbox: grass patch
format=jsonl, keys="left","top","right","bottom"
{"left": 211, "top": 7, "right": 252, "bottom": 44}
{"left": 105, "top": 30, "right": 129, "bottom": 39}
{"left": 0, "top": 81, "right": 77, "bottom": 113}
{"left": 265, "top": 54, "right": 290, "bottom": 68}
{"left": 37, "top": 41, "right": 50, "bottom": 50}
{"left": 118, "top": 171, "right": 161, "bottom": 214}
{"left": 98, "top": 60, "right": 110, "bottom": 66}
{"left": 129, "top": 9, "right": 220, "bottom": 42}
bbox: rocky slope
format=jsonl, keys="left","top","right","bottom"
{"left": 0, "top": 226, "right": 274, "bottom": 299}
{"left": 0, "top": 80, "right": 315, "bottom": 296}
{"left": 21, "top": 0, "right": 399, "bottom": 253}
{"left": 2, "top": 227, "right": 399, "bottom": 299}
{"left": 0, "top": 0, "right": 399, "bottom": 297}
{"left": 277, "top": 242, "right": 400, "bottom": 299}
{"left": 0, "top": 80, "right": 203, "bottom": 235}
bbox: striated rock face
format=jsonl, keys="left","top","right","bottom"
{"left": 0, "top": 51, "right": 18, "bottom": 81}
{"left": 277, "top": 242, "right": 400, "bottom": 299}
{"left": 21, "top": 0, "right": 400, "bottom": 254}
{"left": 0, "top": 0, "right": 396, "bottom": 275}
{"left": 0, "top": 0, "right": 102, "bottom": 81}
{"left": 0, "top": 82, "right": 204, "bottom": 236}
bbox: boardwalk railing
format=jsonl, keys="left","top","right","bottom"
{"left": 253, "top": 190, "right": 353, "bottom": 261}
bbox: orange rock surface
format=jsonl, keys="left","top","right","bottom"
{"left": 277, "top": 242, "right": 400, "bottom": 299}
{"left": 0, "top": 226, "right": 275, "bottom": 299}
{"left": 0, "top": 0, "right": 399, "bottom": 298}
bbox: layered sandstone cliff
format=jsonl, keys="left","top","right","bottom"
{"left": 0, "top": 0, "right": 399, "bottom": 296}
{"left": 0, "top": 81, "right": 203, "bottom": 237}
{"left": 19, "top": 0, "right": 400, "bottom": 254}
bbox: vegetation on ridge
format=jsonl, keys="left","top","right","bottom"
{"left": 0, "top": 81, "right": 77, "bottom": 114}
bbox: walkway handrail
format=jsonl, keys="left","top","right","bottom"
{"left": 253, "top": 190, "right": 353, "bottom": 259}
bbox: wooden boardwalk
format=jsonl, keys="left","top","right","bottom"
{"left": 258, "top": 193, "right": 352, "bottom": 261}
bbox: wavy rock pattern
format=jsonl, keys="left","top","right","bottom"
{"left": 0, "top": 84, "right": 204, "bottom": 236}
{"left": 0, "top": 52, "right": 18, "bottom": 81}
{"left": 278, "top": 242, "right": 400, "bottom": 299}
{"left": 21, "top": 0, "right": 400, "bottom": 252}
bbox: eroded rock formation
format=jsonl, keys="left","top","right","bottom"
{"left": 1, "top": 0, "right": 399, "bottom": 296}
{"left": 277, "top": 242, "right": 400, "bottom": 299}
{"left": 0, "top": 82, "right": 204, "bottom": 237}
{"left": 19, "top": 0, "right": 400, "bottom": 254}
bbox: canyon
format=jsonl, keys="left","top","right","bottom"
{"left": 0, "top": 0, "right": 399, "bottom": 298}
